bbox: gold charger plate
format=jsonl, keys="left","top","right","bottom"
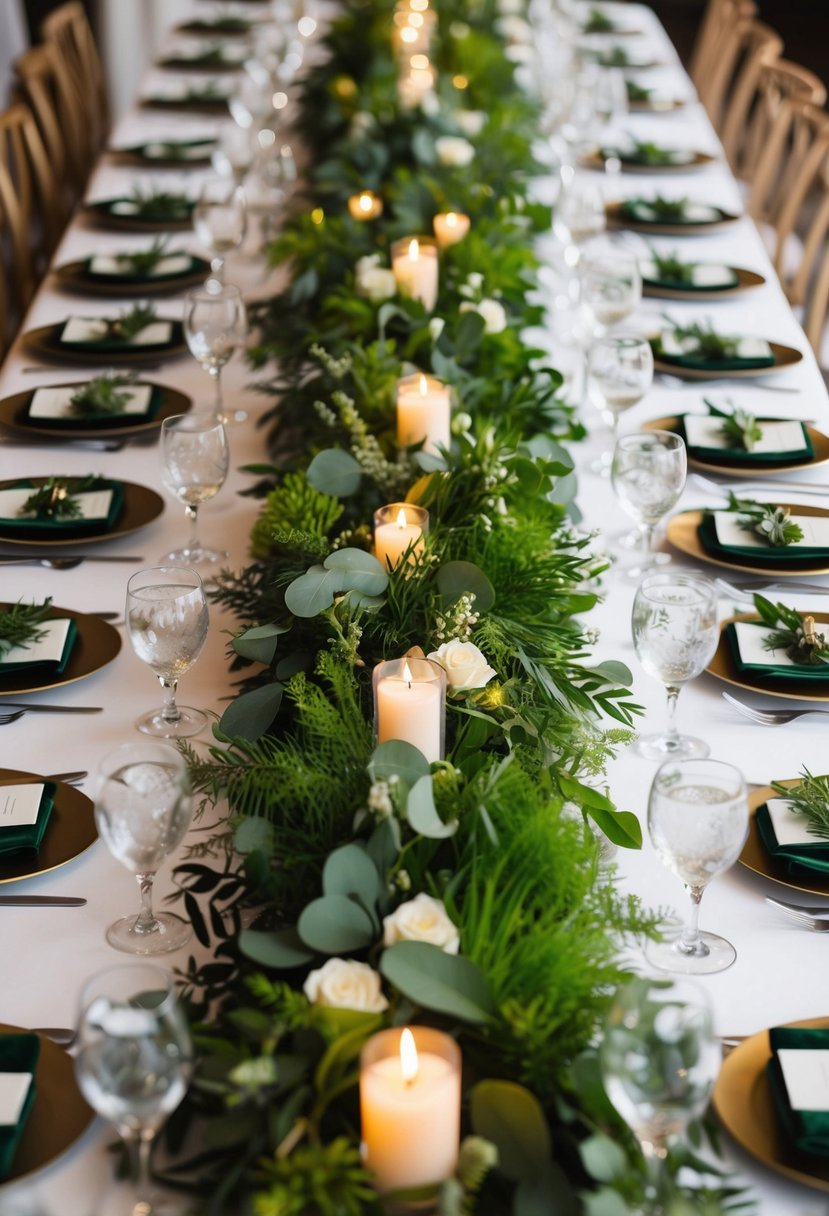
{"left": 0, "top": 769, "right": 97, "bottom": 884}
{"left": 582, "top": 149, "right": 715, "bottom": 173}
{"left": 713, "top": 1016, "right": 829, "bottom": 1194}
{"left": 740, "top": 782, "right": 829, "bottom": 898}
{"left": 81, "top": 199, "right": 194, "bottom": 233}
{"left": 110, "top": 140, "right": 216, "bottom": 169}
{"left": 0, "top": 380, "right": 191, "bottom": 440}
{"left": 667, "top": 507, "right": 829, "bottom": 576}
{"left": 644, "top": 415, "right": 829, "bottom": 477}
{"left": 642, "top": 266, "right": 765, "bottom": 300}
{"left": 0, "top": 1024, "right": 94, "bottom": 1183}
{"left": 0, "top": 604, "right": 121, "bottom": 697}
{"left": 21, "top": 321, "right": 186, "bottom": 366}
{"left": 606, "top": 200, "right": 739, "bottom": 234}
{"left": 53, "top": 256, "right": 210, "bottom": 297}
{"left": 654, "top": 341, "right": 803, "bottom": 380}
{"left": 707, "top": 611, "right": 829, "bottom": 702}
{"left": 0, "top": 477, "right": 163, "bottom": 547}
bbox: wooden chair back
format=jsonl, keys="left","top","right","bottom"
{"left": 724, "top": 57, "right": 826, "bottom": 179}
{"left": 12, "top": 43, "right": 89, "bottom": 202}
{"left": 701, "top": 17, "right": 782, "bottom": 133}
{"left": 41, "top": 2, "right": 109, "bottom": 159}
{"left": 0, "top": 106, "right": 39, "bottom": 359}
{"left": 0, "top": 102, "right": 63, "bottom": 269}
{"left": 690, "top": 0, "right": 757, "bottom": 100}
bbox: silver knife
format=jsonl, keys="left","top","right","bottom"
{"left": 0, "top": 896, "right": 86, "bottom": 906}
{"left": 0, "top": 704, "right": 102, "bottom": 713}
{"left": 0, "top": 555, "right": 144, "bottom": 565}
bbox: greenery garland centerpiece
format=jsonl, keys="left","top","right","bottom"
{"left": 159, "top": 2, "right": 751, "bottom": 1213}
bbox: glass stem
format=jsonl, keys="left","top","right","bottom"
{"left": 641, "top": 1142, "right": 671, "bottom": 1216}
{"left": 208, "top": 366, "right": 223, "bottom": 421}
{"left": 640, "top": 522, "right": 655, "bottom": 555}
{"left": 663, "top": 684, "right": 680, "bottom": 749}
{"left": 210, "top": 254, "right": 225, "bottom": 282}
{"left": 679, "top": 885, "right": 706, "bottom": 957}
{"left": 134, "top": 871, "right": 158, "bottom": 934}
{"left": 186, "top": 503, "right": 200, "bottom": 554}
{"left": 158, "top": 676, "right": 181, "bottom": 724}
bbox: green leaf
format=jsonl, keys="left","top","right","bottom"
{"left": 588, "top": 660, "right": 634, "bottom": 688}
{"left": 469, "top": 1080, "right": 552, "bottom": 1182}
{"left": 323, "top": 844, "right": 382, "bottom": 905}
{"left": 307, "top": 448, "right": 363, "bottom": 497}
{"left": 232, "top": 622, "right": 289, "bottom": 665}
{"left": 233, "top": 817, "right": 275, "bottom": 855}
{"left": 324, "top": 548, "right": 388, "bottom": 596}
{"left": 239, "top": 926, "right": 315, "bottom": 969}
{"left": 516, "top": 1170, "right": 576, "bottom": 1216}
{"left": 298, "top": 895, "right": 376, "bottom": 954}
{"left": 217, "top": 683, "right": 283, "bottom": 741}
{"left": 454, "top": 309, "right": 486, "bottom": 357}
{"left": 579, "top": 1134, "right": 628, "bottom": 1184}
{"left": 380, "top": 942, "right": 496, "bottom": 1024}
{"left": 436, "top": 561, "right": 495, "bottom": 613}
{"left": 407, "top": 775, "right": 457, "bottom": 838}
{"left": 586, "top": 805, "right": 642, "bottom": 850}
{"left": 284, "top": 565, "right": 345, "bottom": 617}
{"left": 368, "top": 739, "right": 431, "bottom": 794}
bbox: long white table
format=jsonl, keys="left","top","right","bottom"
{"left": 1, "top": 3, "right": 829, "bottom": 1213}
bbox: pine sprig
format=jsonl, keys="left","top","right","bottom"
{"left": 0, "top": 599, "right": 53, "bottom": 659}
{"left": 771, "top": 769, "right": 829, "bottom": 841}
{"left": 752, "top": 594, "right": 829, "bottom": 664}
{"left": 19, "top": 475, "right": 101, "bottom": 521}
{"left": 69, "top": 373, "right": 136, "bottom": 418}
{"left": 665, "top": 320, "right": 734, "bottom": 359}
{"left": 648, "top": 249, "right": 694, "bottom": 282}
{"left": 127, "top": 186, "right": 191, "bottom": 219}
{"left": 112, "top": 237, "right": 169, "bottom": 276}
{"left": 705, "top": 398, "right": 762, "bottom": 451}
{"left": 105, "top": 303, "right": 158, "bottom": 341}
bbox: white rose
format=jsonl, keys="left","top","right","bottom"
{"left": 428, "top": 639, "right": 497, "bottom": 690}
{"left": 457, "top": 110, "right": 486, "bottom": 137}
{"left": 429, "top": 316, "right": 445, "bottom": 342}
{"left": 420, "top": 90, "right": 441, "bottom": 117}
{"left": 355, "top": 254, "right": 397, "bottom": 304}
{"left": 497, "top": 0, "right": 524, "bottom": 13}
{"left": 383, "top": 893, "right": 460, "bottom": 953}
{"left": 435, "top": 135, "right": 475, "bottom": 167}
{"left": 460, "top": 297, "right": 508, "bottom": 335}
{"left": 496, "top": 14, "right": 532, "bottom": 42}
{"left": 303, "top": 958, "right": 389, "bottom": 1012}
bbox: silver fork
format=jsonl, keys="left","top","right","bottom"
{"left": 715, "top": 577, "right": 829, "bottom": 599}
{"left": 721, "top": 691, "right": 829, "bottom": 725}
{"left": 692, "top": 472, "right": 829, "bottom": 498}
{"left": 659, "top": 373, "right": 800, "bottom": 394}
{"left": 766, "top": 898, "right": 829, "bottom": 931}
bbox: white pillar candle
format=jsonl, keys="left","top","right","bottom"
{"left": 347, "top": 190, "right": 383, "bottom": 221}
{"left": 391, "top": 236, "right": 439, "bottom": 311}
{"left": 396, "top": 372, "right": 451, "bottom": 455}
{"left": 433, "top": 211, "right": 471, "bottom": 248}
{"left": 360, "top": 1027, "right": 461, "bottom": 1193}
{"left": 373, "top": 502, "right": 428, "bottom": 570}
{"left": 373, "top": 657, "right": 445, "bottom": 763}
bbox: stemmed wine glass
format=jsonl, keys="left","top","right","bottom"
{"left": 192, "top": 176, "right": 247, "bottom": 281}
{"left": 94, "top": 744, "right": 194, "bottom": 954}
{"left": 587, "top": 335, "right": 653, "bottom": 473}
{"left": 600, "top": 976, "right": 721, "bottom": 1213}
{"left": 631, "top": 572, "right": 719, "bottom": 760}
{"left": 554, "top": 173, "right": 607, "bottom": 251}
{"left": 183, "top": 282, "right": 248, "bottom": 424}
{"left": 611, "top": 430, "right": 686, "bottom": 575}
{"left": 581, "top": 250, "right": 642, "bottom": 338}
{"left": 211, "top": 124, "right": 256, "bottom": 187}
{"left": 647, "top": 759, "right": 749, "bottom": 973}
{"left": 160, "top": 414, "right": 229, "bottom": 566}
{"left": 75, "top": 962, "right": 192, "bottom": 1214}
{"left": 126, "top": 565, "right": 209, "bottom": 739}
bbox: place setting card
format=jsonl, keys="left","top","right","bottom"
{"left": 768, "top": 1027, "right": 829, "bottom": 1158}
{"left": 28, "top": 383, "right": 156, "bottom": 422}
{"left": 60, "top": 316, "right": 175, "bottom": 347}
{"left": 0, "top": 1034, "right": 39, "bottom": 1182}
{"left": 0, "top": 782, "right": 56, "bottom": 855}
{"left": 0, "top": 619, "right": 77, "bottom": 676}
{"left": 682, "top": 415, "right": 811, "bottom": 461}
{"left": 725, "top": 619, "right": 829, "bottom": 682}
{"left": 87, "top": 253, "right": 195, "bottom": 279}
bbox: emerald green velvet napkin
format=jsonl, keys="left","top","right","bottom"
{"left": 0, "top": 781, "right": 56, "bottom": 856}
{"left": 93, "top": 198, "right": 195, "bottom": 224}
{"left": 677, "top": 416, "right": 813, "bottom": 465}
{"left": 621, "top": 200, "right": 722, "bottom": 226}
{"left": 657, "top": 350, "right": 776, "bottom": 371}
{"left": 725, "top": 621, "right": 829, "bottom": 681}
{"left": 58, "top": 320, "right": 182, "bottom": 356}
{"left": 83, "top": 255, "right": 203, "bottom": 286}
{"left": 0, "top": 618, "right": 77, "bottom": 676}
{"left": 768, "top": 1027, "right": 829, "bottom": 1157}
{"left": 755, "top": 802, "right": 829, "bottom": 878}
{"left": 698, "top": 515, "right": 828, "bottom": 564}
{"left": 641, "top": 269, "right": 737, "bottom": 293}
{"left": 25, "top": 386, "right": 162, "bottom": 431}
{"left": 0, "top": 479, "right": 124, "bottom": 538}
{"left": 0, "top": 1034, "right": 39, "bottom": 1181}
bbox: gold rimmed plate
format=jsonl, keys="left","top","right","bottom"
{"left": 53, "top": 255, "right": 210, "bottom": 297}
{"left": 707, "top": 611, "right": 829, "bottom": 702}
{"left": 110, "top": 138, "right": 216, "bottom": 168}
{"left": 644, "top": 416, "right": 829, "bottom": 477}
{"left": 0, "top": 477, "right": 163, "bottom": 547}
{"left": 740, "top": 782, "right": 829, "bottom": 898}
{"left": 642, "top": 267, "right": 765, "bottom": 300}
{"left": 654, "top": 341, "right": 803, "bottom": 380}
{"left": 0, "top": 380, "right": 191, "bottom": 440}
{"left": 82, "top": 198, "right": 194, "bottom": 233}
{"left": 0, "top": 1024, "right": 94, "bottom": 1183}
{"left": 582, "top": 149, "right": 715, "bottom": 173}
{"left": 667, "top": 507, "right": 829, "bottom": 576}
{"left": 713, "top": 1016, "right": 829, "bottom": 1194}
{"left": 0, "top": 605, "right": 121, "bottom": 697}
{"left": 21, "top": 321, "right": 186, "bottom": 366}
{"left": 0, "top": 770, "right": 97, "bottom": 885}
{"left": 606, "top": 200, "right": 740, "bottom": 234}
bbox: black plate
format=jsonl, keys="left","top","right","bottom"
{"left": 53, "top": 255, "right": 209, "bottom": 297}
{"left": 21, "top": 320, "right": 187, "bottom": 365}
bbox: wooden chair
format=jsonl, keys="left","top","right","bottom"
{"left": 722, "top": 57, "right": 826, "bottom": 180}
{"left": 41, "top": 2, "right": 109, "bottom": 162}
{"left": 689, "top": 0, "right": 756, "bottom": 102}
{"left": 0, "top": 102, "right": 63, "bottom": 271}
{"left": 0, "top": 107, "right": 40, "bottom": 359}
{"left": 700, "top": 17, "right": 783, "bottom": 134}
{"left": 12, "top": 43, "right": 89, "bottom": 206}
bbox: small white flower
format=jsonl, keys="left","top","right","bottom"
{"left": 497, "top": 13, "right": 532, "bottom": 42}
{"left": 429, "top": 316, "right": 445, "bottom": 342}
{"left": 452, "top": 410, "right": 473, "bottom": 434}
{"left": 435, "top": 135, "right": 475, "bottom": 167}
{"left": 428, "top": 639, "right": 497, "bottom": 690}
{"left": 457, "top": 110, "right": 486, "bottom": 137}
{"left": 460, "top": 297, "right": 508, "bottom": 335}
{"left": 420, "top": 90, "right": 441, "bottom": 117}
{"left": 383, "top": 893, "right": 459, "bottom": 953}
{"left": 368, "top": 780, "right": 393, "bottom": 819}
{"left": 466, "top": 272, "right": 484, "bottom": 292}
{"left": 350, "top": 111, "right": 375, "bottom": 139}
{"left": 354, "top": 254, "right": 397, "bottom": 304}
{"left": 303, "top": 958, "right": 389, "bottom": 1012}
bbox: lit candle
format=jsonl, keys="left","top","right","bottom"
{"left": 373, "top": 657, "right": 445, "bottom": 762}
{"left": 361, "top": 1026, "right": 461, "bottom": 1193}
{"left": 396, "top": 372, "right": 450, "bottom": 455}
{"left": 391, "top": 236, "right": 439, "bottom": 311}
{"left": 373, "top": 502, "right": 428, "bottom": 570}
{"left": 433, "top": 210, "right": 471, "bottom": 249}
{"left": 347, "top": 190, "right": 383, "bottom": 221}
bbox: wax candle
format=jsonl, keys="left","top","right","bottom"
{"left": 433, "top": 211, "right": 471, "bottom": 249}
{"left": 373, "top": 657, "right": 445, "bottom": 762}
{"left": 396, "top": 372, "right": 450, "bottom": 455}
{"left": 391, "top": 236, "right": 439, "bottom": 310}
{"left": 347, "top": 190, "right": 383, "bottom": 221}
{"left": 360, "top": 1026, "right": 461, "bottom": 1193}
{"left": 373, "top": 502, "right": 428, "bottom": 570}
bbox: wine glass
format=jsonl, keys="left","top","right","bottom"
{"left": 631, "top": 572, "right": 719, "bottom": 760}
{"left": 611, "top": 430, "right": 686, "bottom": 575}
{"left": 126, "top": 565, "right": 209, "bottom": 739}
{"left": 183, "top": 281, "right": 248, "bottom": 424}
{"left": 647, "top": 759, "right": 749, "bottom": 973}
{"left": 600, "top": 976, "right": 720, "bottom": 1213}
{"left": 211, "top": 124, "right": 255, "bottom": 187}
{"left": 160, "top": 414, "right": 229, "bottom": 566}
{"left": 192, "top": 176, "right": 247, "bottom": 281}
{"left": 554, "top": 174, "right": 606, "bottom": 250}
{"left": 75, "top": 962, "right": 192, "bottom": 1213}
{"left": 581, "top": 249, "right": 642, "bottom": 337}
{"left": 94, "top": 744, "right": 194, "bottom": 954}
{"left": 594, "top": 66, "right": 628, "bottom": 136}
{"left": 587, "top": 335, "right": 653, "bottom": 473}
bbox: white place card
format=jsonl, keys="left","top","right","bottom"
{"left": 731, "top": 621, "right": 798, "bottom": 668}
{"left": 713, "top": 511, "right": 829, "bottom": 549}
{"left": 765, "top": 797, "right": 823, "bottom": 848}
{"left": 632, "top": 201, "right": 721, "bottom": 223}
{"left": 777, "top": 1048, "right": 829, "bottom": 1111}
{"left": 29, "top": 385, "right": 153, "bottom": 420}
{"left": 0, "top": 619, "right": 71, "bottom": 668}
{"left": 684, "top": 416, "right": 808, "bottom": 454}
{"left": 89, "top": 254, "right": 192, "bottom": 278}
{"left": 639, "top": 260, "right": 736, "bottom": 288}
{"left": 0, "top": 487, "right": 114, "bottom": 523}
{"left": 0, "top": 784, "right": 44, "bottom": 829}
{"left": 735, "top": 337, "right": 773, "bottom": 359}
{"left": 61, "top": 317, "right": 173, "bottom": 346}
{"left": 0, "top": 1074, "right": 33, "bottom": 1127}
{"left": 142, "top": 141, "right": 211, "bottom": 160}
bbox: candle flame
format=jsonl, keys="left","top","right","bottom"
{"left": 396, "top": 508, "right": 409, "bottom": 528}
{"left": 402, "top": 660, "right": 413, "bottom": 688}
{"left": 418, "top": 374, "right": 428, "bottom": 396}
{"left": 408, "top": 238, "right": 420, "bottom": 261}
{"left": 400, "top": 1028, "right": 418, "bottom": 1083}
{"left": 410, "top": 53, "right": 429, "bottom": 71}
{"left": 400, "top": 25, "right": 418, "bottom": 42}
{"left": 359, "top": 192, "right": 373, "bottom": 212}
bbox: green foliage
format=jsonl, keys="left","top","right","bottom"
{"left": 251, "top": 472, "right": 343, "bottom": 560}
{"left": 252, "top": 1140, "right": 376, "bottom": 1216}
{"left": 0, "top": 598, "right": 52, "bottom": 659}
{"left": 20, "top": 475, "right": 102, "bottom": 521}
{"left": 69, "top": 373, "right": 136, "bottom": 417}
{"left": 771, "top": 769, "right": 829, "bottom": 841}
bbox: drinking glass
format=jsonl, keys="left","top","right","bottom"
{"left": 75, "top": 962, "right": 192, "bottom": 1213}
{"left": 126, "top": 566, "right": 209, "bottom": 739}
{"left": 647, "top": 759, "right": 749, "bottom": 973}
{"left": 581, "top": 249, "right": 642, "bottom": 337}
{"left": 212, "top": 124, "right": 255, "bottom": 186}
{"left": 160, "top": 414, "right": 229, "bottom": 565}
{"left": 192, "top": 177, "right": 247, "bottom": 281}
{"left": 600, "top": 976, "right": 720, "bottom": 1212}
{"left": 631, "top": 572, "right": 719, "bottom": 760}
{"left": 587, "top": 335, "right": 653, "bottom": 472}
{"left": 94, "top": 744, "right": 194, "bottom": 953}
{"left": 183, "top": 281, "right": 248, "bottom": 424}
{"left": 611, "top": 430, "right": 686, "bottom": 574}
{"left": 594, "top": 66, "right": 628, "bottom": 134}
{"left": 554, "top": 176, "right": 606, "bottom": 249}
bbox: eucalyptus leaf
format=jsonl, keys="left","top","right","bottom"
{"left": 380, "top": 941, "right": 496, "bottom": 1024}
{"left": 436, "top": 561, "right": 495, "bottom": 613}
{"left": 470, "top": 1080, "right": 553, "bottom": 1182}
{"left": 307, "top": 448, "right": 362, "bottom": 497}
{"left": 368, "top": 739, "right": 431, "bottom": 798}
{"left": 579, "top": 1134, "right": 628, "bottom": 1184}
{"left": 324, "top": 548, "right": 388, "bottom": 596}
{"left": 239, "top": 926, "right": 315, "bottom": 970}
{"left": 455, "top": 309, "right": 486, "bottom": 357}
{"left": 516, "top": 1170, "right": 577, "bottom": 1216}
{"left": 233, "top": 817, "right": 275, "bottom": 856}
{"left": 284, "top": 565, "right": 345, "bottom": 617}
{"left": 217, "top": 682, "right": 283, "bottom": 741}
{"left": 232, "top": 622, "right": 289, "bottom": 665}
{"left": 323, "top": 844, "right": 382, "bottom": 905}
{"left": 298, "top": 895, "right": 376, "bottom": 954}
{"left": 407, "top": 774, "right": 457, "bottom": 838}
{"left": 589, "top": 660, "right": 634, "bottom": 688}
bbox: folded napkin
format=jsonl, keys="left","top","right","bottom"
{"left": 0, "top": 480, "right": 124, "bottom": 538}
{"left": 768, "top": 1027, "right": 829, "bottom": 1157}
{"left": 621, "top": 199, "right": 723, "bottom": 226}
{"left": 679, "top": 415, "right": 812, "bottom": 465}
{"left": 132, "top": 138, "right": 216, "bottom": 162}
{"left": 654, "top": 330, "right": 775, "bottom": 372}
{"left": 699, "top": 511, "right": 829, "bottom": 565}
{"left": 725, "top": 620, "right": 829, "bottom": 681}
{"left": 603, "top": 145, "right": 696, "bottom": 167}
{"left": 0, "top": 1035, "right": 39, "bottom": 1181}
{"left": 755, "top": 799, "right": 829, "bottom": 878}
{"left": 0, "top": 781, "right": 56, "bottom": 856}
{"left": 26, "top": 384, "right": 161, "bottom": 430}
{"left": 59, "top": 317, "right": 176, "bottom": 354}
{"left": 98, "top": 197, "right": 194, "bottom": 222}
{"left": 0, "top": 617, "right": 77, "bottom": 676}
{"left": 640, "top": 261, "right": 739, "bottom": 293}
{"left": 85, "top": 253, "right": 197, "bottom": 284}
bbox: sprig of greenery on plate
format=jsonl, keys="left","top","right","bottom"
{"left": 105, "top": 303, "right": 158, "bottom": 341}
{"left": 126, "top": 187, "right": 192, "bottom": 220}
{"left": 626, "top": 80, "right": 653, "bottom": 102}
{"left": 753, "top": 594, "right": 829, "bottom": 663}
{"left": 584, "top": 7, "right": 616, "bottom": 32}
{"left": 0, "top": 599, "right": 52, "bottom": 660}
{"left": 631, "top": 195, "right": 691, "bottom": 220}
{"left": 659, "top": 320, "right": 738, "bottom": 359}
{"left": 611, "top": 139, "right": 682, "bottom": 165}
{"left": 69, "top": 373, "right": 136, "bottom": 418}
{"left": 20, "top": 475, "right": 101, "bottom": 521}
{"left": 704, "top": 399, "right": 762, "bottom": 451}
{"left": 771, "top": 769, "right": 829, "bottom": 840}
{"left": 723, "top": 494, "right": 803, "bottom": 546}
{"left": 109, "top": 238, "right": 170, "bottom": 276}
